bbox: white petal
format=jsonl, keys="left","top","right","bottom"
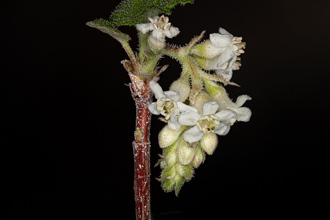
{"left": 152, "top": 29, "right": 164, "bottom": 41}
{"left": 235, "top": 107, "right": 252, "bottom": 122}
{"left": 225, "top": 69, "right": 233, "bottom": 81}
{"left": 235, "top": 95, "right": 252, "bottom": 107}
{"left": 227, "top": 118, "right": 236, "bottom": 125}
{"left": 164, "top": 90, "right": 180, "bottom": 101}
{"left": 183, "top": 126, "right": 204, "bottom": 143}
{"left": 228, "top": 55, "right": 237, "bottom": 68}
{"left": 202, "top": 101, "right": 219, "bottom": 115}
{"left": 214, "top": 109, "right": 236, "bottom": 121}
{"left": 218, "top": 50, "right": 235, "bottom": 66}
{"left": 164, "top": 26, "right": 180, "bottom": 38}
{"left": 136, "top": 23, "right": 154, "bottom": 34}
{"left": 168, "top": 112, "right": 181, "bottom": 130}
{"left": 177, "top": 102, "right": 198, "bottom": 113}
{"left": 217, "top": 61, "right": 229, "bottom": 69}
{"left": 214, "top": 123, "right": 228, "bottom": 135}
{"left": 218, "top": 27, "right": 233, "bottom": 38}
{"left": 216, "top": 68, "right": 233, "bottom": 82}
{"left": 210, "top": 33, "right": 232, "bottom": 47}
{"left": 232, "top": 63, "right": 240, "bottom": 70}
{"left": 178, "top": 111, "right": 200, "bottom": 126}
{"left": 148, "top": 102, "right": 160, "bottom": 115}
{"left": 149, "top": 80, "right": 165, "bottom": 99}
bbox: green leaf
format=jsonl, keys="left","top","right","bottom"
{"left": 109, "top": 0, "right": 194, "bottom": 27}
{"left": 86, "top": 19, "right": 131, "bottom": 42}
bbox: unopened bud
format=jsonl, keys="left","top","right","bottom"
{"left": 148, "top": 35, "right": 165, "bottom": 52}
{"left": 176, "top": 163, "right": 194, "bottom": 181}
{"left": 190, "top": 40, "right": 225, "bottom": 59}
{"left": 164, "top": 141, "right": 179, "bottom": 167}
{"left": 158, "top": 125, "right": 185, "bottom": 148}
{"left": 178, "top": 140, "right": 196, "bottom": 165}
{"left": 192, "top": 92, "right": 211, "bottom": 114}
{"left": 169, "top": 79, "right": 190, "bottom": 102}
{"left": 200, "top": 133, "right": 218, "bottom": 155}
{"left": 192, "top": 145, "right": 205, "bottom": 168}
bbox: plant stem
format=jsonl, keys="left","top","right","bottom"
{"left": 128, "top": 73, "right": 153, "bottom": 220}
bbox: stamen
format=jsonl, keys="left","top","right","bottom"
{"left": 198, "top": 116, "right": 220, "bottom": 133}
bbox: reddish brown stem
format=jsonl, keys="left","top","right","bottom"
{"left": 129, "top": 73, "right": 153, "bottom": 220}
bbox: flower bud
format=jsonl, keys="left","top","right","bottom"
{"left": 158, "top": 125, "right": 185, "bottom": 148}
{"left": 191, "top": 55, "right": 216, "bottom": 70}
{"left": 169, "top": 79, "right": 190, "bottom": 102}
{"left": 192, "top": 145, "right": 205, "bottom": 168}
{"left": 200, "top": 133, "right": 218, "bottom": 155}
{"left": 176, "top": 163, "right": 194, "bottom": 181}
{"left": 192, "top": 92, "right": 211, "bottom": 114}
{"left": 164, "top": 141, "right": 178, "bottom": 167}
{"left": 178, "top": 140, "right": 196, "bottom": 165}
{"left": 190, "top": 40, "right": 225, "bottom": 59}
{"left": 148, "top": 35, "right": 165, "bottom": 52}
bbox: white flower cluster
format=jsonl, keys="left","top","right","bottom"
{"left": 135, "top": 16, "right": 252, "bottom": 194}
{"left": 136, "top": 15, "right": 180, "bottom": 41}
{"left": 136, "top": 15, "right": 180, "bottom": 51}
{"left": 209, "top": 28, "right": 245, "bottom": 81}
{"left": 148, "top": 80, "right": 251, "bottom": 147}
{"left": 192, "top": 28, "right": 246, "bottom": 82}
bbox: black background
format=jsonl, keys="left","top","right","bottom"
{"left": 2, "top": 0, "right": 330, "bottom": 219}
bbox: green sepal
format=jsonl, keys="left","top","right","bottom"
{"left": 86, "top": 19, "right": 131, "bottom": 42}
{"left": 176, "top": 163, "right": 194, "bottom": 181}
{"left": 109, "top": 0, "right": 194, "bottom": 27}
{"left": 174, "top": 175, "right": 185, "bottom": 196}
{"left": 182, "top": 164, "right": 194, "bottom": 181}
{"left": 161, "top": 165, "right": 176, "bottom": 180}
{"left": 162, "top": 178, "right": 176, "bottom": 192}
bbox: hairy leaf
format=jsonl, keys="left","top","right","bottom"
{"left": 86, "top": 19, "right": 131, "bottom": 42}
{"left": 109, "top": 0, "right": 194, "bottom": 27}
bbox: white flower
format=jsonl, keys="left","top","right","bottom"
{"left": 215, "top": 56, "right": 241, "bottom": 82}
{"left": 191, "top": 28, "right": 245, "bottom": 81}
{"left": 212, "top": 86, "right": 252, "bottom": 123}
{"left": 209, "top": 27, "right": 245, "bottom": 61}
{"left": 178, "top": 101, "right": 236, "bottom": 143}
{"left": 148, "top": 80, "right": 197, "bottom": 130}
{"left": 205, "top": 28, "right": 245, "bottom": 81}
{"left": 135, "top": 15, "right": 180, "bottom": 41}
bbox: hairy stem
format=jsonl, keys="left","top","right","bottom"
{"left": 129, "top": 73, "right": 153, "bottom": 220}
